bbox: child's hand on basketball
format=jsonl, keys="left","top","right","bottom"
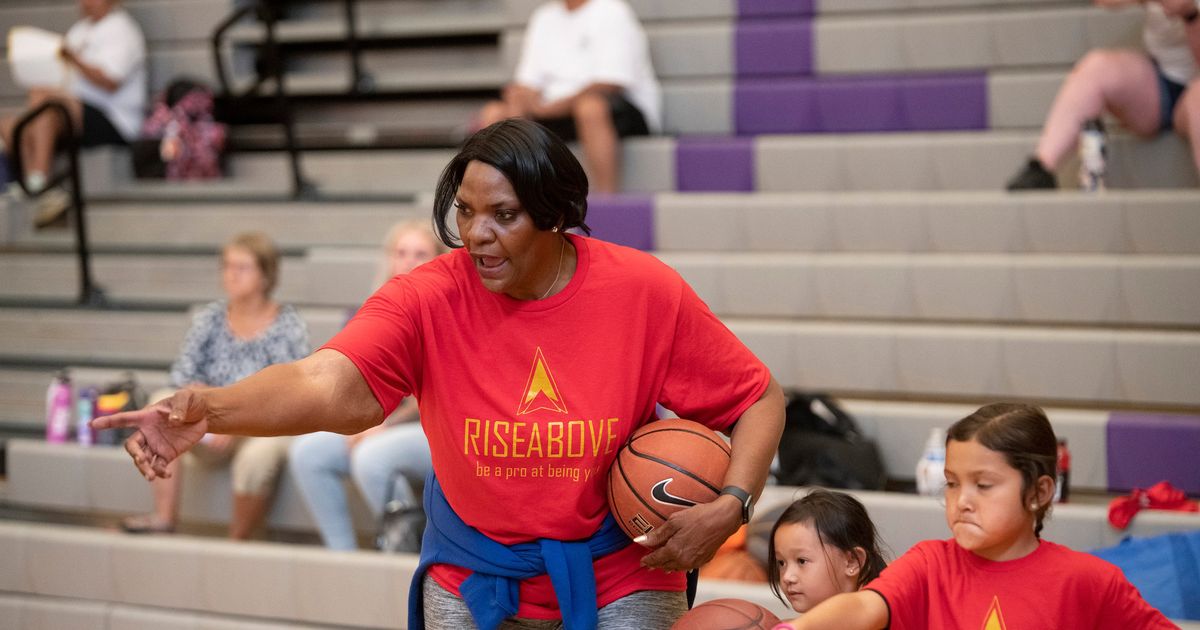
{"left": 91, "top": 389, "right": 210, "bottom": 481}
{"left": 638, "top": 494, "right": 743, "bottom": 572}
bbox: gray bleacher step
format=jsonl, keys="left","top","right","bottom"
{"left": 731, "top": 318, "right": 1200, "bottom": 408}
{"left": 0, "top": 306, "right": 346, "bottom": 367}
{"left": 813, "top": 0, "right": 1083, "bottom": 14}
{"left": 654, "top": 190, "right": 1200, "bottom": 254}
{"left": 0, "top": 366, "right": 171, "bottom": 431}
{"left": 22, "top": 248, "right": 1200, "bottom": 327}
{"left": 77, "top": 148, "right": 295, "bottom": 200}
{"left": 814, "top": 4, "right": 1143, "bottom": 74}
{"left": 0, "top": 252, "right": 313, "bottom": 306}
{"left": 754, "top": 130, "right": 1198, "bottom": 191}
{"left": 656, "top": 252, "right": 1200, "bottom": 327}
{"left": 7, "top": 200, "right": 427, "bottom": 251}
{"left": 73, "top": 133, "right": 1194, "bottom": 199}
{"left": 8, "top": 306, "right": 1191, "bottom": 407}
{"left": 226, "top": 8, "right": 507, "bottom": 45}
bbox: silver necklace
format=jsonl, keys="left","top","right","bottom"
{"left": 539, "top": 237, "right": 566, "bottom": 300}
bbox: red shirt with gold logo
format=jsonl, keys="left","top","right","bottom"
{"left": 323, "top": 234, "right": 771, "bottom": 619}
{"left": 867, "top": 539, "right": 1176, "bottom": 629}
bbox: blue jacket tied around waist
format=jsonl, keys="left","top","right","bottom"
{"left": 408, "top": 475, "right": 632, "bottom": 630}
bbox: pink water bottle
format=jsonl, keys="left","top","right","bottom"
{"left": 45, "top": 371, "right": 73, "bottom": 444}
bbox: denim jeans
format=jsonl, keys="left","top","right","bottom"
{"left": 289, "top": 422, "right": 431, "bottom": 550}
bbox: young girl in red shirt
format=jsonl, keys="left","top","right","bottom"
{"left": 773, "top": 403, "right": 1175, "bottom": 630}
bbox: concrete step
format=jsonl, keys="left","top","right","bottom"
{"left": 658, "top": 252, "right": 1200, "bottom": 327}
{"left": 8, "top": 250, "right": 1195, "bottom": 328}
{"left": 732, "top": 319, "right": 1200, "bottom": 408}
{"left": 0, "top": 306, "right": 345, "bottom": 367}
{"left": 653, "top": 190, "right": 1200, "bottom": 255}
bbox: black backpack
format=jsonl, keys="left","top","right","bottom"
{"left": 775, "top": 393, "right": 887, "bottom": 490}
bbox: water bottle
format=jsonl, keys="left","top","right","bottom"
{"left": 76, "top": 387, "right": 97, "bottom": 446}
{"left": 1054, "top": 438, "right": 1071, "bottom": 503}
{"left": 1078, "top": 119, "right": 1107, "bottom": 192}
{"left": 915, "top": 427, "right": 946, "bottom": 497}
{"left": 45, "top": 371, "right": 73, "bottom": 444}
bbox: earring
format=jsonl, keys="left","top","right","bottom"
{"left": 551, "top": 226, "right": 559, "bottom": 233}
{"left": 848, "top": 568, "right": 857, "bottom": 575}
{"left": 1030, "top": 503, "right": 1039, "bottom": 510}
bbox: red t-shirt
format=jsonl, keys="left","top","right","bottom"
{"left": 323, "top": 234, "right": 771, "bottom": 619}
{"left": 866, "top": 539, "right": 1176, "bottom": 629}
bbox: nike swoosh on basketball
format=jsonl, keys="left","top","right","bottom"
{"left": 650, "top": 478, "right": 697, "bottom": 508}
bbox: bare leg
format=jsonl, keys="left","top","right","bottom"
{"left": 229, "top": 493, "right": 272, "bottom": 540}
{"left": 1034, "top": 49, "right": 1161, "bottom": 169}
{"left": 1174, "top": 79, "right": 1200, "bottom": 179}
{"left": 573, "top": 92, "right": 619, "bottom": 194}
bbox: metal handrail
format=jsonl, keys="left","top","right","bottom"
{"left": 211, "top": 0, "right": 314, "bottom": 198}
{"left": 10, "top": 100, "right": 106, "bottom": 306}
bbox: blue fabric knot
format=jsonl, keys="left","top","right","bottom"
{"left": 408, "top": 474, "right": 631, "bottom": 630}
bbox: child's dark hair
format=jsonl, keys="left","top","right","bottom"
{"left": 947, "top": 403, "right": 1058, "bottom": 537}
{"left": 767, "top": 489, "right": 887, "bottom": 604}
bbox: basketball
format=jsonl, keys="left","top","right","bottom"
{"left": 671, "top": 598, "right": 782, "bottom": 630}
{"left": 607, "top": 418, "right": 731, "bottom": 541}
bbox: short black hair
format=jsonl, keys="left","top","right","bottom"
{"left": 432, "top": 119, "right": 591, "bottom": 248}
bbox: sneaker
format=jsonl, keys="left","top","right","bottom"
{"left": 33, "top": 188, "right": 71, "bottom": 230}
{"left": 1006, "top": 158, "right": 1057, "bottom": 191}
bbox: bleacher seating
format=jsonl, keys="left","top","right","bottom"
{"left": 1, "top": 0, "right": 1197, "bottom": 627}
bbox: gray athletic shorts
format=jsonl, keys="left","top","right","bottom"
{"left": 421, "top": 575, "right": 687, "bottom": 630}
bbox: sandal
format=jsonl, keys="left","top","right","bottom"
{"left": 120, "top": 514, "right": 175, "bottom": 534}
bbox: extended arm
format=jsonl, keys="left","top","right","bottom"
{"left": 782, "top": 591, "right": 890, "bottom": 630}
{"left": 93, "top": 349, "right": 384, "bottom": 480}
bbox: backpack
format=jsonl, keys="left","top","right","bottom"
{"left": 135, "top": 79, "right": 227, "bottom": 180}
{"left": 775, "top": 393, "right": 887, "bottom": 490}
{"left": 376, "top": 470, "right": 425, "bottom": 554}
{"left": 89, "top": 372, "right": 147, "bottom": 446}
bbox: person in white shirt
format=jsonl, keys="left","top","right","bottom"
{"left": 474, "top": 0, "right": 661, "bottom": 193}
{"left": 1, "top": 0, "right": 146, "bottom": 227}
{"left": 1006, "top": 0, "right": 1200, "bottom": 189}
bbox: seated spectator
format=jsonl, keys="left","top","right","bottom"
{"left": 1007, "top": 0, "right": 1199, "bottom": 189}
{"left": 289, "top": 221, "right": 445, "bottom": 550}
{"left": 0, "top": 0, "right": 146, "bottom": 228}
{"left": 120, "top": 232, "right": 308, "bottom": 538}
{"left": 473, "top": 0, "right": 660, "bottom": 193}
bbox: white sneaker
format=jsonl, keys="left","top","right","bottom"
{"left": 33, "top": 188, "right": 71, "bottom": 230}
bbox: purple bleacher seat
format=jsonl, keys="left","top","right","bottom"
{"left": 1107, "top": 412, "right": 1200, "bottom": 494}
{"left": 816, "top": 77, "right": 906, "bottom": 132}
{"left": 734, "top": 73, "right": 990, "bottom": 134}
{"left": 901, "top": 73, "right": 988, "bottom": 130}
{"left": 736, "top": 79, "right": 821, "bottom": 134}
{"left": 737, "top": 0, "right": 814, "bottom": 17}
{"left": 735, "top": 20, "right": 813, "bottom": 77}
{"left": 585, "top": 194, "right": 655, "bottom": 251}
{"left": 675, "top": 137, "right": 755, "bottom": 192}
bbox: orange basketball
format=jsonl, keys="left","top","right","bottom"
{"left": 671, "top": 598, "right": 782, "bottom": 630}
{"left": 607, "top": 418, "right": 731, "bottom": 540}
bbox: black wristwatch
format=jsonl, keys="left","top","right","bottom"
{"left": 720, "top": 486, "right": 754, "bottom": 524}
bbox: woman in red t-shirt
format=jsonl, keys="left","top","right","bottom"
{"left": 95, "top": 119, "right": 786, "bottom": 630}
